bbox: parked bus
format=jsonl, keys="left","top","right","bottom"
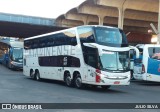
{"left": 23, "top": 25, "right": 138, "bottom": 89}
{"left": 133, "top": 44, "right": 160, "bottom": 82}
{"left": 0, "top": 38, "right": 23, "bottom": 70}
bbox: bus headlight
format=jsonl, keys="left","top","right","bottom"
{"left": 11, "top": 61, "right": 21, "bottom": 65}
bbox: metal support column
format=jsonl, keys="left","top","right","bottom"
{"left": 118, "top": 8, "right": 124, "bottom": 29}
{"left": 98, "top": 16, "right": 104, "bottom": 25}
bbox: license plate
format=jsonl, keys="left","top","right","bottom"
{"left": 114, "top": 81, "right": 120, "bottom": 84}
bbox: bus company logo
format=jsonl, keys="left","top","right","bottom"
{"left": 158, "top": 64, "right": 160, "bottom": 72}
{"left": 2, "top": 104, "right": 11, "bottom": 109}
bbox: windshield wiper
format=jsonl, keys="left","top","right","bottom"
{"left": 104, "top": 67, "right": 116, "bottom": 70}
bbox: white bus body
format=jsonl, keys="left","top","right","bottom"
{"left": 133, "top": 44, "right": 160, "bottom": 82}
{"left": 23, "top": 25, "right": 134, "bottom": 89}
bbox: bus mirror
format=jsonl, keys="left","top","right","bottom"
{"left": 129, "top": 46, "right": 139, "bottom": 59}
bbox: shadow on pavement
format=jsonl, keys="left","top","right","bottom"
{"left": 26, "top": 77, "right": 128, "bottom": 94}
{"left": 131, "top": 80, "right": 160, "bottom": 86}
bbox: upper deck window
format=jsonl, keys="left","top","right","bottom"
{"left": 94, "top": 27, "right": 128, "bottom": 47}
{"left": 78, "top": 27, "right": 95, "bottom": 44}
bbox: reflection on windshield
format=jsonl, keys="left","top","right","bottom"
{"left": 12, "top": 47, "right": 23, "bottom": 61}
{"left": 100, "top": 51, "right": 130, "bottom": 71}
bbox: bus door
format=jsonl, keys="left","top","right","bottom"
{"left": 85, "top": 51, "right": 99, "bottom": 83}
{"left": 87, "top": 56, "right": 97, "bottom": 82}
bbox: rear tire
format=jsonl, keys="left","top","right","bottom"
{"left": 35, "top": 71, "right": 41, "bottom": 81}
{"left": 64, "top": 74, "right": 72, "bottom": 87}
{"left": 74, "top": 75, "right": 83, "bottom": 89}
{"left": 30, "top": 70, "right": 35, "bottom": 79}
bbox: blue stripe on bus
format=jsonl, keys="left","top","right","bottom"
{"left": 147, "top": 58, "right": 160, "bottom": 76}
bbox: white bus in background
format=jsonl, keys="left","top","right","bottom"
{"left": 134, "top": 44, "right": 160, "bottom": 82}
{"left": 23, "top": 25, "right": 138, "bottom": 89}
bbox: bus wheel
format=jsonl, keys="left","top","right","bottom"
{"left": 35, "top": 71, "right": 41, "bottom": 81}
{"left": 30, "top": 70, "right": 35, "bottom": 79}
{"left": 101, "top": 85, "right": 111, "bottom": 90}
{"left": 74, "top": 75, "right": 83, "bottom": 89}
{"left": 64, "top": 74, "right": 72, "bottom": 87}
{"left": 7, "top": 62, "right": 11, "bottom": 69}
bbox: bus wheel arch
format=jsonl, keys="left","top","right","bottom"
{"left": 35, "top": 69, "right": 41, "bottom": 81}
{"left": 64, "top": 71, "right": 72, "bottom": 87}
{"left": 73, "top": 71, "right": 83, "bottom": 89}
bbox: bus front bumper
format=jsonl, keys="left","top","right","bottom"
{"left": 85, "top": 73, "right": 131, "bottom": 86}
{"left": 98, "top": 76, "right": 130, "bottom": 86}
{"left": 10, "top": 61, "right": 23, "bottom": 69}
{"left": 133, "top": 73, "right": 146, "bottom": 80}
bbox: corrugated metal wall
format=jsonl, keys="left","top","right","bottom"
{"left": 0, "top": 13, "right": 55, "bottom": 26}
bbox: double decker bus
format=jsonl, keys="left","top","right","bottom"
{"left": 23, "top": 25, "right": 138, "bottom": 89}
{"left": 0, "top": 38, "right": 23, "bottom": 70}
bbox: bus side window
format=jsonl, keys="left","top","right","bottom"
{"left": 64, "top": 30, "right": 77, "bottom": 46}
{"left": 148, "top": 47, "right": 160, "bottom": 60}
{"left": 78, "top": 27, "right": 95, "bottom": 44}
{"left": 88, "top": 56, "right": 96, "bottom": 68}
{"left": 46, "top": 36, "right": 53, "bottom": 47}
{"left": 83, "top": 47, "right": 98, "bottom": 69}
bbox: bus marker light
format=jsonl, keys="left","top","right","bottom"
{"left": 96, "top": 74, "right": 101, "bottom": 83}
{"left": 96, "top": 69, "right": 101, "bottom": 83}
{"left": 142, "top": 64, "right": 145, "bottom": 73}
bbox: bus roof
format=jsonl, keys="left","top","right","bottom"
{"left": 0, "top": 39, "right": 23, "bottom": 48}
{"left": 24, "top": 25, "right": 120, "bottom": 41}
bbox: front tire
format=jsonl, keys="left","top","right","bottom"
{"left": 7, "top": 61, "right": 13, "bottom": 69}
{"left": 101, "top": 85, "right": 111, "bottom": 90}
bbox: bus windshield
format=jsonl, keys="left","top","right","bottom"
{"left": 12, "top": 47, "right": 23, "bottom": 61}
{"left": 100, "top": 51, "right": 130, "bottom": 71}
{"left": 94, "top": 27, "right": 128, "bottom": 47}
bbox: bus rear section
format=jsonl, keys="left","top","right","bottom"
{"left": 133, "top": 44, "right": 160, "bottom": 82}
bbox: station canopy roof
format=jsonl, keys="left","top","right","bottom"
{"left": 56, "top": 0, "right": 159, "bottom": 34}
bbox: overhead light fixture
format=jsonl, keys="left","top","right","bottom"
{"left": 148, "top": 29, "right": 152, "bottom": 33}
{"left": 151, "top": 35, "right": 158, "bottom": 43}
